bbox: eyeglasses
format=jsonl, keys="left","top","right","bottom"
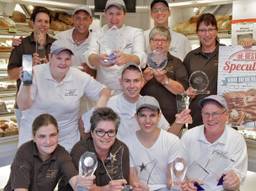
{"left": 94, "top": 129, "right": 116, "bottom": 137}
{"left": 201, "top": 110, "right": 226, "bottom": 118}
{"left": 151, "top": 7, "right": 169, "bottom": 14}
{"left": 198, "top": 28, "right": 217, "bottom": 33}
{"left": 150, "top": 38, "right": 168, "bottom": 43}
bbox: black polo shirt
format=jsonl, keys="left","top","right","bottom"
{"left": 7, "top": 33, "right": 55, "bottom": 108}
{"left": 141, "top": 53, "right": 189, "bottom": 124}
{"left": 58, "top": 136, "right": 130, "bottom": 190}
{"left": 183, "top": 42, "right": 223, "bottom": 128}
{"left": 4, "top": 140, "right": 77, "bottom": 191}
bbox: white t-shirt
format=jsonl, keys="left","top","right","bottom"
{"left": 55, "top": 28, "right": 93, "bottom": 67}
{"left": 19, "top": 64, "right": 105, "bottom": 152}
{"left": 124, "top": 129, "right": 185, "bottom": 190}
{"left": 82, "top": 93, "right": 170, "bottom": 141}
{"left": 181, "top": 124, "right": 248, "bottom": 191}
{"left": 144, "top": 28, "right": 191, "bottom": 61}
{"left": 84, "top": 24, "right": 147, "bottom": 93}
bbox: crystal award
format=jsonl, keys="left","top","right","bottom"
{"left": 170, "top": 157, "right": 187, "bottom": 191}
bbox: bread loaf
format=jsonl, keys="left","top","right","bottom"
{"left": 12, "top": 11, "right": 26, "bottom": 22}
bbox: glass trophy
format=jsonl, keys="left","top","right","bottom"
{"left": 189, "top": 71, "right": 210, "bottom": 94}
{"left": 35, "top": 31, "right": 47, "bottom": 64}
{"left": 102, "top": 145, "right": 133, "bottom": 191}
{"left": 99, "top": 26, "right": 124, "bottom": 66}
{"left": 77, "top": 151, "right": 98, "bottom": 191}
{"left": 147, "top": 49, "right": 168, "bottom": 70}
{"left": 170, "top": 157, "right": 187, "bottom": 191}
{"left": 176, "top": 93, "right": 190, "bottom": 129}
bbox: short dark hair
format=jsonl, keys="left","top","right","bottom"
{"left": 90, "top": 107, "right": 120, "bottom": 132}
{"left": 196, "top": 13, "right": 218, "bottom": 32}
{"left": 30, "top": 6, "right": 51, "bottom": 23}
{"left": 32, "top": 113, "right": 58, "bottom": 136}
{"left": 151, "top": 0, "right": 169, "bottom": 9}
{"left": 121, "top": 63, "right": 142, "bottom": 78}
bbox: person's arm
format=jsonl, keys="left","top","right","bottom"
{"left": 69, "top": 175, "right": 96, "bottom": 191}
{"left": 168, "top": 109, "right": 192, "bottom": 136}
{"left": 153, "top": 69, "right": 185, "bottom": 95}
{"left": 17, "top": 84, "right": 33, "bottom": 110}
{"left": 95, "top": 87, "right": 112, "bottom": 108}
{"left": 115, "top": 51, "right": 140, "bottom": 66}
{"left": 90, "top": 179, "right": 127, "bottom": 191}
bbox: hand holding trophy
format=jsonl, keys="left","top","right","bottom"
{"left": 147, "top": 49, "right": 168, "bottom": 70}
{"left": 99, "top": 26, "right": 124, "bottom": 66}
{"left": 77, "top": 151, "right": 98, "bottom": 191}
{"left": 170, "top": 157, "right": 187, "bottom": 191}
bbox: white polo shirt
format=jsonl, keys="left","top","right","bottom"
{"left": 55, "top": 28, "right": 92, "bottom": 67}
{"left": 84, "top": 24, "right": 147, "bottom": 93}
{"left": 144, "top": 28, "right": 191, "bottom": 61}
{"left": 181, "top": 124, "right": 248, "bottom": 190}
{"left": 124, "top": 129, "right": 185, "bottom": 190}
{"left": 107, "top": 93, "right": 170, "bottom": 141}
{"left": 19, "top": 64, "right": 105, "bottom": 152}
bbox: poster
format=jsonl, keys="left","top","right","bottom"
{"left": 218, "top": 46, "right": 256, "bottom": 129}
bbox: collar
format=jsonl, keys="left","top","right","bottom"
{"left": 197, "top": 124, "right": 227, "bottom": 146}
{"left": 102, "top": 24, "right": 125, "bottom": 32}
{"left": 70, "top": 27, "right": 92, "bottom": 45}
{"left": 194, "top": 41, "right": 220, "bottom": 57}
{"left": 44, "top": 64, "right": 73, "bottom": 82}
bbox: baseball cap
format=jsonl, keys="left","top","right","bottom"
{"left": 136, "top": 96, "right": 160, "bottom": 113}
{"left": 199, "top": 95, "right": 228, "bottom": 109}
{"left": 105, "top": 0, "right": 126, "bottom": 11}
{"left": 50, "top": 40, "right": 74, "bottom": 55}
{"left": 73, "top": 5, "right": 92, "bottom": 16}
{"left": 122, "top": 62, "right": 142, "bottom": 74}
{"left": 151, "top": 0, "right": 169, "bottom": 9}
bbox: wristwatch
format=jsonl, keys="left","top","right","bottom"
{"left": 163, "top": 78, "right": 169, "bottom": 86}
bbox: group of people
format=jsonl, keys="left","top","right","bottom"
{"left": 5, "top": 0, "right": 249, "bottom": 190}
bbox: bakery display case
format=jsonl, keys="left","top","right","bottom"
{"left": 0, "top": 35, "right": 19, "bottom": 167}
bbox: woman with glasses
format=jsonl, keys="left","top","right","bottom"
{"left": 141, "top": 26, "right": 188, "bottom": 135}
{"left": 59, "top": 107, "right": 130, "bottom": 191}
{"left": 183, "top": 13, "right": 222, "bottom": 128}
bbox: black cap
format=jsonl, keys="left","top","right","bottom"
{"left": 151, "top": 0, "right": 169, "bottom": 9}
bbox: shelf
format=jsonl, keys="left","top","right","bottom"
{"left": 186, "top": 31, "right": 231, "bottom": 40}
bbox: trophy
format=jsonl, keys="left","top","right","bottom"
{"left": 102, "top": 145, "right": 133, "bottom": 191}
{"left": 170, "top": 157, "right": 187, "bottom": 191}
{"left": 77, "top": 151, "right": 98, "bottom": 191}
{"left": 189, "top": 71, "right": 210, "bottom": 94}
{"left": 35, "top": 31, "right": 47, "bottom": 64}
{"left": 147, "top": 49, "right": 168, "bottom": 70}
{"left": 99, "top": 26, "right": 124, "bottom": 66}
{"left": 176, "top": 93, "right": 190, "bottom": 129}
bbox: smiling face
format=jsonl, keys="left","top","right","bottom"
{"left": 33, "top": 124, "right": 58, "bottom": 161}
{"left": 151, "top": 2, "right": 170, "bottom": 27}
{"left": 120, "top": 68, "right": 144, "bottom": 103}
{"left": 32, "top": 12, "right": 50, "bottom": 35}
{"left": 150, "top": 33, "right": 170, "bottom": 53}
{"left": 49, "top": 50, "right": 72, "bottom": 81}
{"left": 73, "top": 10, "right": 92, "bottom": 34}
{"left": 202, "top": 101, "right": 228, "bottom": 139}
{"left": 197, "top": 22, "right": 218, "bottom": 52}
{"left": 91, "top": 120, "right": 117, "bottom": 153}
{"left": 136, "top": 108, "right": 160, "bottom": 134}
{"left": 104, "top": 6, "right": 126, "bottom": 28}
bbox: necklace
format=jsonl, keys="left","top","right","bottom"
{"left": 72, "top": 30, "right": 88, "bottom": 46}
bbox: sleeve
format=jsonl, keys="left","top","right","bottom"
{"left": 82, "top": 108, "right": 95, "bottom": 133}
{"left": 83, "top": 31, "right": 101, "bottom": 68}
{"left": 183, "top": 37, "right": 192, "bottom": 59}
{"left": 172, "top": 58, "right": 189, "bottom": 89}
{"left": 7, "top": 43, "right": 24, "bottom": 70}
{"left": 8, "top": 147, "right": 33, "bottom": 189}
{"left": 229, "top": 135, "right": 248, "bottom": 183}
{"left": 82, "top": 74, "right": 105, "bottom": 101}
{"left": 158, "top": 113, "right": 170, "bottom": 131}
{"left": 122, "top": 143, "right": 130, "bottom": 183}
{"left": 59, "top": 149, "right": 78, "bottom": 181}
{"left": 132, "top": 28, "right": 147, "bottom": 68}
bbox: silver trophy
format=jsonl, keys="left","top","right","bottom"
{"left": 77, "top": 151, "right": 98, "bottom": 191}
{"left": 99, "top": 26, "right": 124, "bottom": 66}
{"left": 147, "top": 49, "right": 168, "bottom": 70}
{"left": 170, "top": 157, "right": 187, "bottom": 191}
{"left": 189, "top": 71, "right": 210, "bottom": 94}
{"left": 176, "top": 93, "right": 190, "bottom": 129}
{"left": 102, "top": 145, "right": 133, "bottom": 191}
